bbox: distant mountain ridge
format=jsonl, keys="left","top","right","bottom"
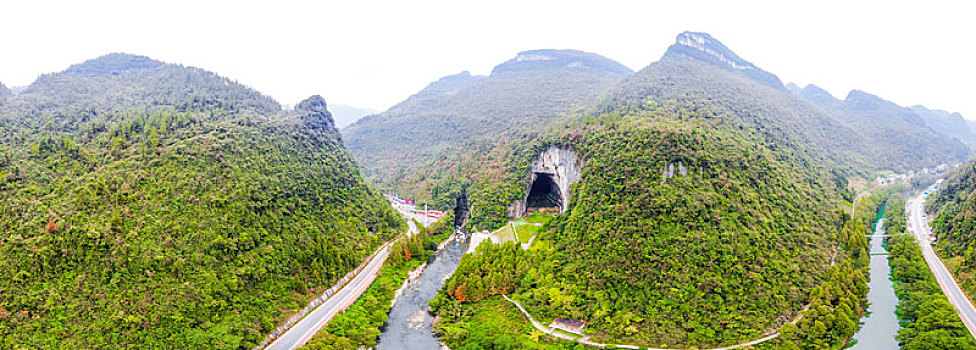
{"left": 61, "top": 53, "right": 166, "bottom": 76}
{"left": 910, "top": 105, "right": 976, "bottom": 146}
{"left": 786, "top": 83, "right": 970, "bottom": 169}
{"left": 329, "top": 104, "right": 377, "bottom": 129}
{"left": 342, "top": 49, "right": 634, "bottom": 192}
{"left": 490, "top": 49, "right": 633, "bottom": 78}
{"left": 8, "top": 53, "right": 279, "bottom": 115}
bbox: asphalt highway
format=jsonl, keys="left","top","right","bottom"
{"left": 908, "top": 191, "right": 976, "bottom": 338}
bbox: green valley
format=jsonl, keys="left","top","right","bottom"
{"left": 2, "top": 6, "right": 975, "bottom": 350}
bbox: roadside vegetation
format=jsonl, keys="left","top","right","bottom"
{"left": 885, "top": 193, "right": 976, "bottom": 348}
{"left": 929, "top": 161, "right": 976, "bottom": 297}
{"left": 301, "top": 216, "right": 453, "bottom": 349}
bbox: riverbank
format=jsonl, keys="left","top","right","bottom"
{"left": 375, "top": 233, "right": 469, "bottom": 349}
{"left": 391, "top": 232, "right": 457, "bottom": 309}
{"left": 297, "top": 217, "right": 449, "bottom": 349}
{"left": 851, "top": 214, "right": 899, "bottom": 349}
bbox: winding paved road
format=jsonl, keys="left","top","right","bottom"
{"left": 908, "top": 191, "right": 976, "bottom": 338}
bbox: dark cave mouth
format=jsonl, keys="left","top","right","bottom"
{"left": 525, "top": 173, "right": 562, "bottom": 210}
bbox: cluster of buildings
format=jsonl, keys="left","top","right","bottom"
{"left": 386, "top": 194, "right": 446, "bottom": 220}
{"left": 874, "top": 163, "right": 953, "bottom": 186}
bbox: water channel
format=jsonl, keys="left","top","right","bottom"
{"left": 376, "top": 207, "right": 901, "bottom": 349}
{"left": 376, "top": 234, "right": 469, "bottom": 349}
{"left": 851, "top": 211, "right": 900, "bottom": 349}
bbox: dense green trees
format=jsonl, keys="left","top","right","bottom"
{"left": 930, "top": 161, "right": 976, "bottom": 297}
{"left": 0, "top": 59, "right": 403, "bottom": 348}
{"left": 431, "top": 101, "right": 873, "bottom": 348}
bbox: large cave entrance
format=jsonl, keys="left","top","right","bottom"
{"left": 525, "top": 173, "right": 562, "bottom": 210}
{"left": 509, "top": 146, "right": 582, "bottom": 218}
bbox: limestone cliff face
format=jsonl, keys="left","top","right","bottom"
{"left": 511, "top": 146, "right": 582, "bottom": 217}
{"left": 663, "top": 31, "right": 784, "bottom": 89}
{"left": 454, "top": 188, "right": 471, "bottom": 231}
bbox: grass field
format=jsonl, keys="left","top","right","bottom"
{"left": 515, "top": 223, "right": 542, "bottom": 243}
{"left": 491, "top": 223, "right": 518, "bottom": 242}
{"left": 495, "top": 213, "right": 554, "bottom": 246}
{"left": 440, "top": 296, "right": 580, "bottom": 349}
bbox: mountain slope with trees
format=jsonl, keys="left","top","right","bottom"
{"left": 8, "top": 53, "right": 280, "bottom": 116}
{"left": 0, "top": 57, "right": 402, "bottom": 349}
{"left": 431, "top": 32, "right": 873, "bottom": 349}
{"left": 342, "top": 49, "right": 633, "bottom": 196}
{"left": 910, "top": 105, "right": 976, "bottom": 147}
{"left": 790, "top": 84, "right": 970, "bottom": 171}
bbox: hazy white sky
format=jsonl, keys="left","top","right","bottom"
{"left": 2, "top": 0, "right": 974, "bottom": 118}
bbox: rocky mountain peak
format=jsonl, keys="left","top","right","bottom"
{"left": 297, "top": 95, "right": 336, "bottom": 130}
{"left": 672, "top": 32, "right": 756, "bottom": 69}
{"left": 664, "top": 31, "right": 784, "bottom": 89}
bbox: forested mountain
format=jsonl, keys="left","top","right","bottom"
{"left": 432, "top": 32, "right": 871, "bottom": 349}
{"left": 790, "top": 84, "right": 970, "bottom": 170}
{"left": 8, "top": 53, "right": 280, "bottom": 116}
{"left": 0, "top": 57, "right": 403, "bottom": 348}
{"left": 604, "top": 37, "right": 868, "bottom": 177}
{"left": 342, "top": 49, "right": 633, "bottom": 195}
{"left": 910, "top": 105, "right": 976, "bottom": 147}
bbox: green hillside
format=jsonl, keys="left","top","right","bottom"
{"left": 434, "top": 104, "right": 867, "bottom": 348}
{"left": 0, "top": 56, "right": 402, "bottom": 348}
{"left": 910, "top": 105, "right": 976, "bottom": 147}
{"left": 342, "top": 49, "right": 633, "bottom": 198}
{"left": 792, "top": 85, "right": 969, "bottom": 171}
{"left": 604, "top": 54, "right": 867, "bottom": 179}
{"left": 9, "top": 53, "right": 280, "bottom": 116}
{"left": 429, "top": 32, "right": 875, "bottom": 349}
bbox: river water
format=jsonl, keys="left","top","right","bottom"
{"left": 376, "top": 234, "right": 469, "bottom": 350}
{"left": 851, "top": 217, "right": 900, "bottom": 349}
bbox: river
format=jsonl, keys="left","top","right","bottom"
{"left": 376, "top": 234, "right": 469, "bottom": 349}
{"left": 851, "top": 215, "right": 900, "bottom": 349}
